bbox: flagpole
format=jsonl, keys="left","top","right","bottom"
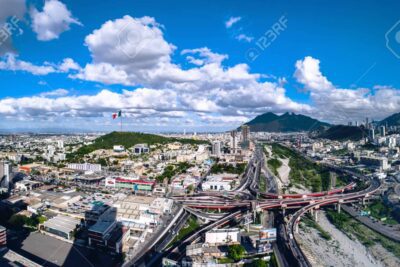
{"left": 120, "top": 111, "right": 122, "bottom": 132}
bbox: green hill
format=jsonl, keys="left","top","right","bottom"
{"left": 242, "top": 112, "right": 330, "bottom": 132}
{"left": 317, "top": 125, "right": 367, "bottom": 141}
{"left": 69, "top": 131, "right": 207, "bottom": 158}
{"left": 379, "top": 112, "right": 400, "bottom": 127}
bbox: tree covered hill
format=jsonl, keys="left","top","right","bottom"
{"left": 69, "top": 131, "right": 207, "bottom": 158}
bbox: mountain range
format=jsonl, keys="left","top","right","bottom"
{"left": 241, "top": 111, "right": 400, "bottom": 141}
{"left": 242, "top": 112, "right": 330, "bottom": 132}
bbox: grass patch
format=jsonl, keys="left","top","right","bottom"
{"left": 267, "top": 158, "right": 282, "bottom": 177}
{"left": 218, "top": 258, "right": 235, "bottom": 264}
{"left": 167, "top": 216, "right": 200, "bottom": 248}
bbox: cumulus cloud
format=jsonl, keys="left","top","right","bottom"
{"left": 294, "top": 56, "right": 400, "bottom": 123}
{"left": 0, "top": 53, "right": 81, "bottom": 75}
{"left": 59, "top": 58, "right": 80, "bottom": 72}
{"left": 181, "top": 47, "right": 228, "bottom": 66}
{"left": 0, "top": 53, "right": 56, "bottom": 75}
{"left": 0, "top": 15, "right": 315, "bottom": 130}
{"left": 39, "top": 88, "right": 69, "bottom": 97}
{"left": 225, "top": 16, "right": 241, "bottom": 28}
{"left": 30, "top": 0, "right": 82, "bottom": 41}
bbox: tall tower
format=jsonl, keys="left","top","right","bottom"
{"left": 0, "top": 161, "right": 11, "bottom": 190}
{"left": 241, "top": 125, "right": 250, "bottom": 149}
{"left": 230, "top": 131, "right": 237, "bottom": 154}
{"left": 330, "top": 172, "right": 337, "bottom": 189}
{"left": 212, "top": 141, "right": 221, "bottom": 157}
{"left": 380, "top": 125, "right": 386, "bottom": 137}
{"left": 369, "top": 128, "right": 375, "bottom": 141}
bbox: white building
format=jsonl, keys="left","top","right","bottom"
{"left": 205, "top": 228, "right": 241, "bottom": 245}
{"left": 67, "top": 163, "right": 102, "bottom": 172}
{"left": 202, "top": 174, "right": 238, "bottom": 191}
{"left": 57, "top": 140, "right": 64, "bottom": 149}
{"left": 132, "top": 144, "right": 150, "bottom": 155}
{"left": 212, "top": 141, "right": 222, "bottom": 157}
{"left": 113, "top": 145, "right": 125, "bottom": 152}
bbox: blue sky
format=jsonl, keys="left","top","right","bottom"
{"left": 0, "top": 0, "right": 400, "bottom": 132}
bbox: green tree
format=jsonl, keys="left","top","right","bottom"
{"left": 8, "top": 214, "right": 27, "bottom": 229}
{"left": 248, "top": 259, "right": 267, "bottom": 267}
{"left": 228, "top": 244, "right": 246, "bottom": 261}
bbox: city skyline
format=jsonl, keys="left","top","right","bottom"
{"left": 1, "top": 0, "right": 400, "bottom": 132}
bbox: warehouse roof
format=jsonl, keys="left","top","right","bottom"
{"left": 43, "top": 215, "right": 80, "bottom": 234}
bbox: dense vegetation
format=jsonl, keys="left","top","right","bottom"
{"left": 228, "top": 244, "right": 246, "bottom": 261}
{"left": 267, "top": 158, "right": 282, "bottom": 176}
{"left": 326, "top": 209, "right": 400, "bottom": 257}
{"left": 211, "top": 163, "right": 246, "bottom": 175}
{"left": 271, "top": 143, "right": 331, "bottom": 192}
{"left": 367, "top": 199, "right": 399, "bottom": 224}
{"left": 155, "top": 162, "right": 193, "bottom": 183}
{"left": 7, "top": 214, "right": 47, "bottom": 230}
{"left": 67, "top": 131, "right": 207, "bottom": 160}
{"left": 317, "top": 125, "right": 367, "bottom": 141}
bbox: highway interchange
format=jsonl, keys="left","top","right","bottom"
{"left": 130, "top": 143, "right": 383, "bottom": 267}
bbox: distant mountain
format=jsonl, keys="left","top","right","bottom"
{"left": 379, "top": 112, "right": 400, "bottom": 126}
{"left": 242, "top": 112, "right": 330, "bottom": 132}
{"left": 317, "top": 125, "right": 368, "bottom": 141}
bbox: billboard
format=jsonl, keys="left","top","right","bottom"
{"left": 259, "top": 228, "right": 277, "bottom": 242}
{"left": 105, "top": 177, "right": 116, "bottom": 187}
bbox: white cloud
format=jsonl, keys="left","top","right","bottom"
{"left": 225, "top": 16, "right": 241, "bottom": 28}
{"left": 35, "top": 15, "right": 312, "bottom": 129}
{"left": 39, "top": 88, "right": 69, "bottom": 97}
{"left": 30, "top": 0, "right": 82, "bottom": 41}
{"left": 294, "top": 56, "right": 333, "bottom": 92}
{"left": 0, "top": 14, "right": 318, "bottom": 130}
{"left": 0, "top": 53, "right": 81, "bottom": 75}
{"left": 294, "top": 56, "right": 400, "bottom": 123}
{"left": 59, "top": 58, "right": 80, "bottom": 72}
{"left": 181, "top": 47, "right": 228, "bottom": 66}
{"left": 0, "top": 53, "right": 56, "bottom": 75}
{"left": 235, "top": 34, "right": 253, "bottom": 43}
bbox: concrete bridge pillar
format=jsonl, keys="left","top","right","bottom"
{"left": 338, "top": 203, "right": 341, "bottom": 214}
{"left": 314, "top": 210, "right": 318, "bottom": 222}
{"left": 282, "top": 208, "right": 286, "bottom": 217}
{"left": 295, "top": 223, "right": 299, "bottom": 234}
{"left": 310, "top": 209, "right": 314, "bottom": 216}
{"left": 362, "top": 197, "right": 366, "bottom": 206}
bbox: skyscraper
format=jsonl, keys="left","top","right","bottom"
{"left": 212, "top": 141, "right": 222, "bottom": 157}
{"left": 369, "top": 128, "right": 375, "bottom": 141}
{"left": 0, "top": 161, "right": 11, "bottom": 190}
{"left": 230, "top": 131, "right": 237, "bottom": 154}
{"left": 241, "top": 125, "right": 250, "bottom": 149}
{"left": 380, "top": 125, "right": 385, "bottom": 137}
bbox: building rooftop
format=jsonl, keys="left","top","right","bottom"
{"left": 43, "top": 215, "right": 80, "bottom": 234}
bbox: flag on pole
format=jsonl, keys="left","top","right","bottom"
{"left": 112, "top": 110, "right": 122, "bottom": 119}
